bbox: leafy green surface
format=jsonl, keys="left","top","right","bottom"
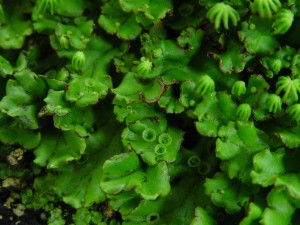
{"left": 210, "top": 39, "right": 248, "bottom": 74}
{"left": 99, "top": 0, "right": 142, "bottom": 40}
{"left": 204, "top": 172, "right": 255, "bottom": 214}
{"left": 194, "top": 92, "right": 237, "bottom": 137}
{"left": 239, "top": 16, "right": 279, "bottom": 55}
{"left": 1, "top": 0, "right": 300, "bottom": 224}
{"left": 122, "top": 118, "right": 184, "bottom": 165}
{"left": 0, "top": 1, "right": 32, "bottom": 49}
{"left": 119, "top": 0, "right": 172, "bottom": 23}
{"left": 101, "top": 152, "right": 170, "bottom": 200}
{"left": 216, "top": 121, "right": 269, "bottom": 183}
{"left": 34, "top": 129, "right": 86, "bottom": 169}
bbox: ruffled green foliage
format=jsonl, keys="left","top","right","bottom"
{"left": 0, "top": 55, "right": 14, "bottom": 77}
{"left": 210, "top": 38, "right": 248, "bottom": 74}
{"left": 98, "top": 0, "right": 142, "bottom": 40}
{"left": 119, "top": 0, "right": 172, "bottom": 23}
{"left": 34, "top": 129, "right": 86, "bottom": 168}
{"left": 0, "top": 112, "right": 41, "bottom": 149}
{"left": 194, "top": 92, "right": 237, "bottom": 137}
{"left": 204, "top": 172, "right": 256, "bottom": 214}
{"left": 50, "top": 20, "right": 94, "bottom": 51}
{"left": 0, "top": 1, "right": 32, "bottom": 49}
{"left": 107, "top": 149, "right": 219, "bottom": 225}
{"left": 239, "top": 16, "right": 279, "bottom": 54}
{"left": 122, "top": 117, "right": 184, "bottom": 165}
{"left": 100, "top": 152, "right": 171, "bottom": 200}
{"left": 1, "top": 0, "right": 300, "bottom": 224}
{"left": 216, "top": 121, "right": 269, "bottom": 183}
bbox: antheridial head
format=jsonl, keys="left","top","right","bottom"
{"left": 231, "top": 81, "right": 246, "bottom": 97}
{"left": 146, "top": 213, "right": 160, "bottom": 223}
{"left": 273, "top": 9, "right": 294, "bottom": 35}
{"left": 266, "top": 94, "right": 282, "bottom": 113}
{"left": 158, "top": 133, "right": 172, "bottom": 146}
{"left": 196, "top": 75, "right": 215, "bottom": 96}
{"left": 236, "top": 103, "right": 252, "bottom": 121}
{"left": 152, "top": 48, "right": 163, "bottom": 58}
{"left": 137, "top": 57, "right": 153, "bottom": 75}
{"left": 154, "top": 144, "right": 167, "bottom": 155}
{"left": 142, "top": 128, "right": 157, "bottom": 143}
{"left": 286, "top": 104, "right": 300, "bottom": 122}
{"left": 271, "top": 59, "right": 282, "bottom": 74}
{"left": 187, "top": 155, "right": 201, "bottom": 167}
{"left": 72, "top": 51, "right": 85, "bottom": 71}
{"left": 59, "top": 35, "right": 69, "bottom": 49}
{"left": 37, "top": 0, "right": 58, "bottom": 15}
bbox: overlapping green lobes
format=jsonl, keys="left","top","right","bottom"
{"left": 1, "top": 0, "right": 300, "bottom": 224}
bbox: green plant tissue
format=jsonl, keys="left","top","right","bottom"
{"left": 0, "top": 0, "right": 300, "bottom": 224}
